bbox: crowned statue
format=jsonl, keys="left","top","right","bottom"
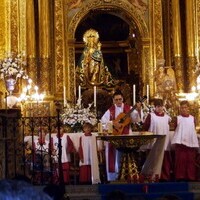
{"left": 76, "top": 29, "right": 115, "bottom": 88}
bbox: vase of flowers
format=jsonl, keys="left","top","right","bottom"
{"left": 60, "top": 103, "right": 97, "bottom": 133}
{"left": 5, "top": 78, "right": 16, "bottom": 94}
{"left": 0, "top": 52, "right": 29, "bottom": 95}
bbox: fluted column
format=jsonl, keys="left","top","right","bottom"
{"left": 26, "top": 0, "right": 37, "bottom": 83}
{"left": 38, "top": 0, "right": 51, "bottom": 93}
{"left": 185, "top": 0, "right": 197, "bottom": 91}
{"left": 171, "top": 0, "right": 184, "bottom": 92}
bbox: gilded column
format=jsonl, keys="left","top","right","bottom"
{"left": 38, "top": 0, "right": 51, "bottom": 93}
{"left": 171, "top": 0, "right": 184, "bottom": 92}
{"left": 10, "top": 0, "right": 18, "bottom": 53}
{"left": 26, "top": 0, "right": 37, "bottom": 83}
{"left": 54, "top": 0, "right": 65, "bottom": 101}
{"left": 150, "top": 0, "right": 164, "bottom": 97}
{"left": 185, "top": 0, "right": 197, "bottom": 91}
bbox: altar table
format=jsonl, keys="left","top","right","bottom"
{"left": 25, "top": 132, "right": 102, "bottom": 184}
{"left": 24, "top": 132, "right": 166, "bottom": 183}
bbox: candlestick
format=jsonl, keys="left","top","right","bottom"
{"left": 133, "top": 84, "right": 136, "bottom": 105}
{"left": 94, "top": 86, "right": 97, "bottom": 107}
{"left": 147, "top": 84, "right": 149, "bottom": 104}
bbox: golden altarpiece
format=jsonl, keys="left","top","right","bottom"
{"left": 0, "top": 0, "right": 199, "bottom": 117}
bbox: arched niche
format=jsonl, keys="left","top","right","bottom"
{"left": 66, "top": 0, "right": 151, "bottom": 103}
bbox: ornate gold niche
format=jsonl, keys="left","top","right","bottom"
{"left": 66, "top": 0, "right": 155, "bottom": 104}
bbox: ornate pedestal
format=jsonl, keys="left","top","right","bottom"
{"left": 97, "top": 133, "right": 165, "bottom": 182}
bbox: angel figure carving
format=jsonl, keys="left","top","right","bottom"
{"left": 164, "top": 67, "right": 177, "bottom": 92}
{"left": 155, "top": 65, "right": 177, "bottom": 98}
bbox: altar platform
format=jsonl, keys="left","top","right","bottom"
{"left": 63, "top": 182, "right": 200, "bottom": 200}
{"left": 61, "top": 182, "right": 200, "bottom": 200}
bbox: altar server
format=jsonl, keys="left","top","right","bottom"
{"left": 78, "top": 122, "right": 100, "bottom": 184}
{"left": 131, "top": 97, "right": 145, "bottom": 130}
{"left": 171, "top": 100, "right": 199, "bottom": 181}
{"left": 142, "top": 99, "right": 172, "bottom": 181}
{"left": 51, "top": 126, "right": 75, "bottom": 184}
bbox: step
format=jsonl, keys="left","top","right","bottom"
{"left": 65, "top": 185, "right": 101, "bottom": 200}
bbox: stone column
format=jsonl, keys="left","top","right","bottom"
{"left": 185, "top": 0, "right": 197, "bottom": 91}
{"left": 171, "top": 0, "right": 184, "bottom": 92}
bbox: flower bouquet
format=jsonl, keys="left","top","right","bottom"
{"left": 60, "top": 103, "right": 97, "bottom": 133}
{"left": 0, "top": 52, "right": 28, "bottom": 80}
{"left": 0, "top": 52, "right": 29, "bottom": 94}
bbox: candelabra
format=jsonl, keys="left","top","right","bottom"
{"left": 18, "top": 79, "right": 45, "bottom": 117}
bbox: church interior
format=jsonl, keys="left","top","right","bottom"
{"left": 0, "top": 0, "right": 199, "bottom": 118}
{"left": 1, "top": 0, "right": 200, "bottom": 199}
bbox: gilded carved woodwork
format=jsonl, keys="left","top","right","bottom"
{"left": 174, "top": 56, "right": 184, "bottom": 92}
{"left": 38, "top": 0, "right": 51, "bottom": 94}
{"left": 26, "top": 0, "right": 36, "bottom": 57}
{"left": 197, "top": 0, "right": 200, "bottom": 62}
{"left": 54, "top": 0, "right": 65, "bottom": 96}
{"left": 10, "top": 0, "right": 18, "bottom": 52}
{"left": 18, "top": 0, "right": 26, "bottom": 52}
{"left": 67, "top": 0, "right": 151, "bottom": 101}
{"left": 171, "top": 0, "right": 182, "bottom": 56}
{"left": 142, "top": 44, "right": 153, "bottom": 94}
{"left": 186, "top": 56, "right": 197, "bottom": 91}
{"left": 5, "top": 0, "right": 11, "bottom": 51}
{"left": 68, "top": 0, "right": 149, "bottom": 39}
{"left": 68, "top": 47, "right": 75, "bottom": 103}
{"left": 171, "top": 0, "right": 184, "bottom": 92}
{"left": 153, "top": 0, "right": 164, "bottom": 59}
{"left": 185, "top": 0, "right": 195, "bottom": 57}
{"left": 5, "top": 0, "right": 199, "bottom": 108}
{"left": 185, "top": 1, "right": 197, "bottom": 91}
{"left": 39, "top": 58, "right": 51, "bottom": 93}
{"left": 162, "top": 0, "right": 172, "bottom": 66}
{"left": 0, "top": 0, "right": 6, "bottom": 57}
{"left": 27, "top": 57, "right": 37, "bottom": 84}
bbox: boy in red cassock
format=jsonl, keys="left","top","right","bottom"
{"left": 78, "top": 122, "right": 100, "bottom": 184}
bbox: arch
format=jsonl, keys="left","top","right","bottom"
{"left": 67, "top": 1, "right": 149, "bottom": 39}
{"left": 66, "top": 0, "right": 151, "bottom": 102}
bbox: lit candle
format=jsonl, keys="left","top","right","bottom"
{"left": 94, "top": 86, "right": 97, "bottom": 107}
{"left": 133, "top": 84, "right": 136, "bottom": 105}
{"left": 147, "top": 84, "right": 149, "bottom": 104}
{"left": 78, "top": 85, "right": 81, "bottom": 104}
{"left": 63, "top": 86, "right": 67, "bottom": 107}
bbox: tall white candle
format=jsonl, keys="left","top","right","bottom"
{"left": 78, "top": 85, "right": 81, "bottom": 99}
{"left": 78, "top": 85, "right": 81, "bottom": 105}
{"left": 63, "top": 86, "right": 67, "bottom": 107}
{"left": 94, "top": 86, "right": 97, "bottom": 107}
{"left": 133, "top": 84, "right": 136, "bottom": 105}
{"left": 147, "top": 84, "right": 149, "bottom": 104}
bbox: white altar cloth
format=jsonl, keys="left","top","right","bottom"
{"left": 25, "top": 132, "right": 101, "bottom": 184}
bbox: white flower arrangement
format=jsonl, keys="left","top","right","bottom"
{"left": 0, "top": 53, "right": 28, "bottom": 80}
{"left": 60, "top": 103, "right": 97, "bottom": 131}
